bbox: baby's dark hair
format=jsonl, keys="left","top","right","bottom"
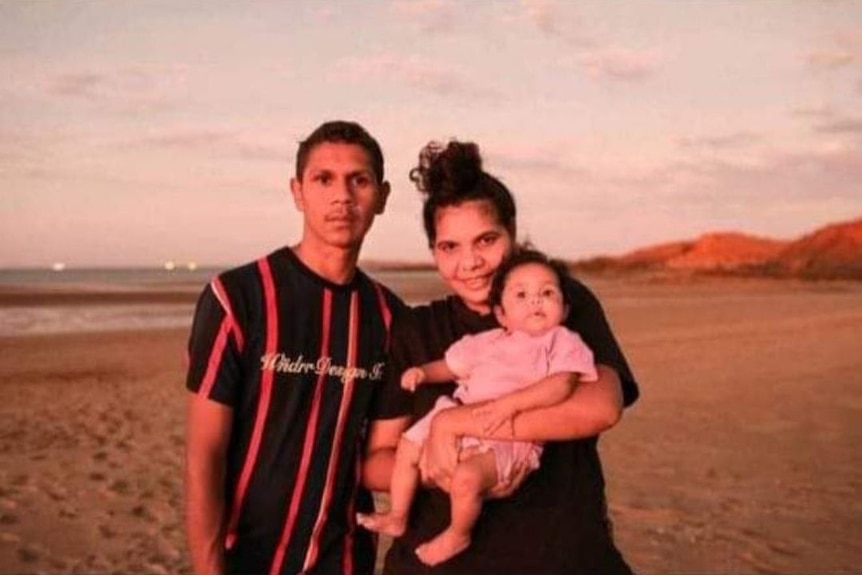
{"left": 488, "top": 246, "right": 572, "bottom": 309}
{"left": 409, "top": 140, "right": 516, "bottom": 247}
{"left": 296, "top": 120, "right": 385, "bottom": 183}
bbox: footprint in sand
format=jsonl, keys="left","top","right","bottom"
{"left": 17, "top": 544, "right": 44, "bottom": 563}
{"left": 58, "top": 506, "right": 78, "bottom": 519}
{"left": 108, "top": 479, "right": 131, "bottom": 495}
{"left": 131, "top": 504, "right": 157, "bottom": 523}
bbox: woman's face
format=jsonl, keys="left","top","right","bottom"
{"left": 431, "top": 199, "right": 514, "bottom": 314}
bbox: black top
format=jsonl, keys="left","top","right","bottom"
{"left": 382, "top": 276, "right": 639, "bottom": 575}
{"left": 187, "top": 247, "right": 407, "bottom": 575}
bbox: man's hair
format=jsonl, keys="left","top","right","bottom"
{"left": 295, "top": 120, "right": 385, "bottom": 183}
{"left": 488, "top": 246, "right": 572, "bottom": 309}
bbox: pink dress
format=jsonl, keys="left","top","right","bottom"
{"left": 403, "top": 325, "right": 598, "bottom": 481}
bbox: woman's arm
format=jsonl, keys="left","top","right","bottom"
{"left": 435, "top": 364, "right": 622, "bottom": 441}
{"left": 509, "top": 363, "right": 623, "bottom": 441}
{"left": 420, "top": 365, "right": 623, "bottom": 486}
{"left": 185, "top": 392, "right": 233, "bottom": 575}
{"left": 362, "top": 415, "right": 412, "bottom": 492}
{"left": 471, "top": 371, "right": 576, "bottom": 435}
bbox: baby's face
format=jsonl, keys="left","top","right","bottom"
{"left": 495, "top": 262, "right": 567, "bottom": 336}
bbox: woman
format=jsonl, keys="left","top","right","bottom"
{"left": 364, "top": 140, "right": 639, "bottom": 574}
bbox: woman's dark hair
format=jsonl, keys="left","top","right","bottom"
{"left": 488, "top": 245, "right": 572, "bottom": 310}
{"left": 296, "top": 120, "right": 385, "bottom": 183}
{"left": 409, "top": 140, "right": 516, "bottom": 247}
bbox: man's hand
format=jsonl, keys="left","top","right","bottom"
{"left": 400, "top": 367, "right": 426, "bottom": 392}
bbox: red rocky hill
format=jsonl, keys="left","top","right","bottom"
{"left": 575, "top": 217, "right": 862, "bottom": 280}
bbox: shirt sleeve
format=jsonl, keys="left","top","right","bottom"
{"left": 186, "top": 282, "right": 244, "bottom": 407}
{"left": 443, "top": 333, "right": 481, "bottom": 379}
{"left": 368, "top": 298, "right": 417, "bottom": 420}
{"left": 547, "top": 326, "right": 599, "bottom": 382}
{"left": 565, "top": 277, "right": 640, "bottom": 407}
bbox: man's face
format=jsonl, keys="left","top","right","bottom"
{"left": 290, "top": 142, "right": 389, "bottom": 252}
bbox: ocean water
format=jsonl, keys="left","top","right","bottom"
{"left": 0, "top": 267, "right": 443, "bottom": 337}
{"left": 0, "top": 303, "right": 197, "bottom": 337}
{"left": 0, "top": 267, "right": 219, "bottom": 337}
{"left": 0, "top": 266, "right": 220, "bottom": 288}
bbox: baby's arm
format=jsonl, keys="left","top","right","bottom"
{"left": 401, "top": 359, "right": 457, "bottom": 392}
{"left": 473, "top": 373, "right": 576, "bottom": 435}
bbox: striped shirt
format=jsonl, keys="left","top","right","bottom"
{"left": 187, "top": 247, "right": 406, "bottom": 575}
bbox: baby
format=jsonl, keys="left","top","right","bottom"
{"left": 358, "top": 248, "right": 598, "bottom": 566}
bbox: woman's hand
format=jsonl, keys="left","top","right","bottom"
{"left": 471, "top": 397, "right": 517, "bottom": 437}
{"left": 418, "top": 407, "right": 462, "bottom": 491}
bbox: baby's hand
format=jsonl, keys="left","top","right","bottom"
{"left": 400, "top": 367, "right": 425, "bottom": 392}
{"left": 472, "top": 398, "right": 517, "bottom": 436}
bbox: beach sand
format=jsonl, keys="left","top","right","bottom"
{"left": 1, "top": 276, "right": 860, "bottom": 573}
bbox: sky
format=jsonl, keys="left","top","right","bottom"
{"left": 2, "top": 0, "right": 861, "bottom": 268}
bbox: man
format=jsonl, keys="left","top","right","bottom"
{"left": 185, "top": 121, "right": 406, "bottom": 575}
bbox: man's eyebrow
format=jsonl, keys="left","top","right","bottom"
{"left": 349, "top": 168, "right": 375, "bottom": 176}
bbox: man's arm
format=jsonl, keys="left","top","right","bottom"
{"left": 185, "top": 392, "right": 233, "bottom": 575}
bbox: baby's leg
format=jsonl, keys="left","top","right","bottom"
{"left": 415, "top": 450, "right": 498, "bottom": 566}
{"left": 356, "top": 437, "right": 421, "bottom": 537}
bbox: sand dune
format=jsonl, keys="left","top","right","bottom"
{"left": 1, "top": 276, "right": 860, "bottom": 573}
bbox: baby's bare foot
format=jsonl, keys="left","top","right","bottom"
{"left": 355, "top": 512, "right": 406, "bottom": 537}
{"left": 415, "top": 528, "right": 471, "bottom": 566}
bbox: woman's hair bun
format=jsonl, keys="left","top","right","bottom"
{"left": 410, "top": 140, "right": 483, "bottom": 199}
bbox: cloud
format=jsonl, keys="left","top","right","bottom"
{"left": 806, "top": 49, "right": 854, "bottom": 70}
{"left": 577, "top": 48, "right": 661, "bottom": 82}
{"left": 50, "top": 72, "right": 105, "bottom": 98}
{"left": 656, "top": 144, "right": 862, "bottom": 206}
{"left": 388, "top": 0, "right": 457, "bottom": 33}
{"left": 334, "top": 53, "right": 501, "bottom": 100}
{"left": 814, "top": 116, "right": 862, "bottom": 136}
{"left": 678, "top": 132, "right": 762, "bottom": 152}
{"left": 806, "top": 27, "right": 862, "bottom": 70}
{"left": 489, "top": 147, "right": 587, "bottom": 181}
{"left": 512, "top": 0, "right": 592, "bottom": 47}
{"left": 792, "top": 106, "right": 862, "bottom": 138}
{"left": 46, "top": 65, "right": 188, "bottom": 112}
{"left": 127, "top": 129, "right": 287, "bottom": 162}
{"left": 790, "top": 104, "right": 837, "bottom": 120}
{"left": 309, "top": 6, "right": 336, "bottom": 22}
{"left": 0, "top": 130, "right": 63, "bottom": 178}
{"left": 520, "top": 0, "right": 561, "bottom": 37}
